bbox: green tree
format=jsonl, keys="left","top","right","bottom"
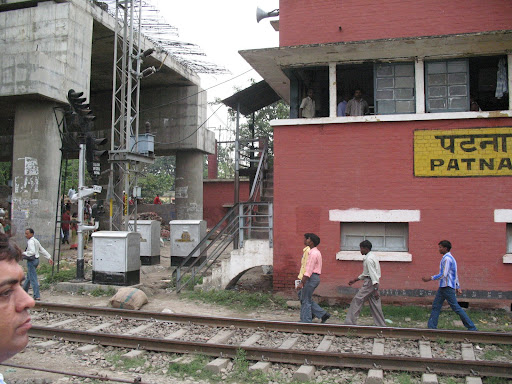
{"left": 137, "top": 156, "right": 175, "bottom": 200}
{"left": 0, "top": 162, "right": 11, "bottom": 185}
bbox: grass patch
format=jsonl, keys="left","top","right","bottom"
{"left": 230, "top": 349, "right": 270, "bottom": 384}
{"left": 166, "top": 354, "right": 217, "bottom": 381}
{"left": 106, "top": 351, "right": 147, "bottom": 370}
{"left": 182, "top": 289, "right": 287, "bottom": 311}
{"left": 90, "top": 287, "right": 117, "bottom": 297}
{"left": 170, "top": 273, "right": 203, "bottom": 291}
{"left": 38, "top": 262, "right": 77, "bottom": 289}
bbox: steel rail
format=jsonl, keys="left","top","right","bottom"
{"left": 0, "top": 362, "right": 148, "bottom": 384}
{"left": 35, "top": 302, "right": 512, "bottom": 345}
{"left": 28, "top": 326, "right": 512, "bottom": 377}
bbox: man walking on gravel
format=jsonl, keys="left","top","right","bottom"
{"left": 297, "top": 233, "right": 330, "bottom": 323}
{"left": 22, "top": 228, "right": 53, "bottom": 301}
{"left": 422, "top": 240, "right": 477, "bottom": 331}
{"left": 345, "top": 240, "right": 386, "bottom": 327}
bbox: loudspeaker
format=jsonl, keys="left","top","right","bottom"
{"left": 256, "top": 7, "right": 279, "bottom": 23}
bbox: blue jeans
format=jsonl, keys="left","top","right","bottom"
{"left": 23, "top": 257, "right": 40, "bottom": 299}
{"left": 299, "top": 273, "right": 327, "bottom": 323}
{"left": 427, "top": 287, "right": 477, "bottom": 331}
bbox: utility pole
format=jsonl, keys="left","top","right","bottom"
{"left": 108, "top": 0, "right": 154, "bottom": 232}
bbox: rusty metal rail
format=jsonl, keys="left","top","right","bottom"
{"left": 35, "top": 302, "right": 512, "bottom": 345}
{"left": 28, "top": 326, "right": 512, "bottom": 377}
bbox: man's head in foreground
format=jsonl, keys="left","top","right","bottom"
{"left": 0, "top": 233, "right": 35, "bottom": 362}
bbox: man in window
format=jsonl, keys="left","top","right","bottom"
{"left": 344, "top": 240, "right": 386, "bottom": 326}
{"left": 422, "top": 240, "right": 477, "bottom": 331}
{"left": 297, "top": 233, "right": 330, "bottom": 323}
{"left": 299, "top": 88, "right": 316, "bottom": 118}
{"left": 345, "top": 89, "right": 369, "bottom": 116}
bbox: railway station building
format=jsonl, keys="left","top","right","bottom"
{"left": 241, "top": 0, "right": 512, "bottom": 306}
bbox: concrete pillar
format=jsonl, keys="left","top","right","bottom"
{"left": 175, "top": 151, "right": 204, "bottom": 220}
{"left": 11, "top": 101, "right": 61, "bottom": 250}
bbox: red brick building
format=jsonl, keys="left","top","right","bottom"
{"left": 242, "top": 0, "right": 512, "bottom": 305}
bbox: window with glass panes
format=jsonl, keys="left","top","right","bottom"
{"left": 426, "top": 59, "right": 469, "bottom": 112}
{"left": 374, "top": 63, "right": 415, "bottom": 114}
{"left": 341, "top": 222, "right": 408, "bottom": 252}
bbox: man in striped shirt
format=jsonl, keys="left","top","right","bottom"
{"left": 422, "top": 240, "right": 477, "bottom": 331}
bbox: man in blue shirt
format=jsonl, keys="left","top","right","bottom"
{"left": 422, "top": 240, "right": 477, "bottom": 331}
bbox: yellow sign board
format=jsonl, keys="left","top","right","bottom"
{"left": 414, "top": 127, "right": 512, "bottom": 177}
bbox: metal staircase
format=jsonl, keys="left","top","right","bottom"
{"left": 174, "top": 138, "right": 273, "bottom": 292}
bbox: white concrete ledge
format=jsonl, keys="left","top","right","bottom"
{"left": 272, "top": 110, "right": 512, "bottom": 126}
{"left": 336, "top": 251, "right": 412, "bottom": 262}
{"left": 503, "top": 254, "right": 512, "bottom": 264}
{"left": 494, "top": 209, "right": 512, "bottom": 222}
{"left": 329, "top": 209, "right": 420, "bottom": 222}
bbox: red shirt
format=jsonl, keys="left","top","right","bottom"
{"left": 61, "top": 212, "right": 70, "bottom": 231}
{"left": 153, "top": 196, "right": 162, "bottom": 204}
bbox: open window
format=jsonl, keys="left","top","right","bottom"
{"left": 288, "top": 66, "right": 329, "bottom": 118}
{"left": 469, "top": 55, "right": 509, "bottom": 111}
{"left": 336, "top": 63, "right": 374, "bottom": 115}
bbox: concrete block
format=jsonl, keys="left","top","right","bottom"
{"left": 365, "top": 369, "right": 384, "bottom": 384}
{"left": 316, "top": 335, "right": 334, "bottom": 352}
{"left": 35, "top": 340, "right": 59, "bottom": 349}
{"left": 124, "top": 323, "right": 153, "bottom": 336}
{"left": 286, "top": 300, "right": 301, "bottom": 309}
{"left": 165, "top": 328, "right": 188, "bottom": 340}
{"left": 422, "top": 373, "right": 438, "bottom": 384}
{"left": 249, "top": 361, "right": 271, "bottom": 373}
{"left": 76, "top": 344, "right": 99, "bottom": 355}
{"left": 419, "top": 340, "right": 433, "bottom": 358}
{"left": 207, "top": 330, "right": 235, "bottom": 344}
{"left": 205, "top": 357, "right": 230, "bottom": 373}
{"left": 461, "top": 343, "right": 476, "bottom": 361}
{"left": 453, "top": 320, "right": 464, "bottom": 327}
{"left": 241, "top": 332, "right": 262, "bottom": 347}
{"left": 50, "top": 318, "right": 78, "bottom": 328}
{"left": 122, "top": 350, "right": 146, "bottom": 359}
{"left": 171, "top": 355, "right": 195, "bottom": 364}
{"left": 87, "top": 322, "right": 114, "bottom": 333}
{"left": 465, "top": 378, "right": 483, "bottom": 384}
{"left": 372, "top": 339, "right": 385, "bottom": 355}
{"left": 293, "top": 365, "right": 315, "bottom": 382}
{"left": 279, "top": 336, "right": 299, "bottom": 350}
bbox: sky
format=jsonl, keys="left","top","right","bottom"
{"left": 151, "top": 0, "right": 279, "bottom": 139}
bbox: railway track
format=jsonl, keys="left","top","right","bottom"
{"left": 25, "top": 302, "right": 512, "bottom": 381}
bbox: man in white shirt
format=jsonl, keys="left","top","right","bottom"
{"left": 0, "top": 234, "right": 35, "bottom": 374}
{"left": 344, "top": 240, "right": 386, "bottom": 326}
{"left": 345, "top": 89, "right": 369, "bottom": 116}
{"left": 22, "top": 228, "right": 53, "bottom": 301}
{"left": 299, "top": 88, "right": 316, "bottom": 118}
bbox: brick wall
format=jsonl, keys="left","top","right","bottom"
{"left": 273, "top": 118, "right": 512, "bottom": 299}
{"left": 279, "top": 0, "right": 512, "bottom": 46}
{"left": 203, "top": 180, "right": 250, "bottom": 229}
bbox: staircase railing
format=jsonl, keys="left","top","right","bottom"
{"left": 173, "top": 138, "right": 272, "bottom": 293}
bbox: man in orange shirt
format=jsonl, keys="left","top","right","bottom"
{"left": 297, "top": 233, "right": 330, "bottom": 323}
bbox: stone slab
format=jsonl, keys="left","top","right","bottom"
{"left": 165, "top": 328, "right": 188, "bottom": 340}
{"left": 124, "top": 323, "right": 153, "bottom": 336}
{"left": 207, "top": 330, "right": 235, "bottom": 344}
{"left": 171, "top": 355, "right": 195, "bottom": 365}
{"left": 249, "top": 361, "right": 271, "bottom": 373}
{"left": 372, "top": 338, "right": 385, "bottom": 355}
{"left": 422, "top": 373, "right": 438, "bottom": 384}
{"left": 419, "top": 340, "right": 433, "bottom": 359}
{"left": 279, "top": 336, "right": 299, "bottom": 350}
{"left": 205, "top": 357, "right": 230, "bottom": 373}
{"left": 76, "top": 344, "right": 99, "bottom": 355}
{"left": 35, "top": 340, "right": 59, "bottom": 349}
{"left": 366, "top": 369, "right": 384, "bottom": 384}
{"left": 461, "top": 343, "right": 476, "bottom": 361}
{"left": 316, "top": 335, "right": 334, "bottom": 352}
{"left": 241, "top": 332, "right": 262, "bottom": 347}
{"left": 122, "top": 350, "right": 146, "bottom": 359}
{"left": 292, "top": 365, "right": 315, "bottom": 382}
{"left": 465, "top": 378, "right": 483, "bottom": 384}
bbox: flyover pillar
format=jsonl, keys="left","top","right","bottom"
{"left": 11, "top": 101, "right": 61, "bottom": 250}
{"left": 175, "top": 151, "right": 204, "bottom": 220}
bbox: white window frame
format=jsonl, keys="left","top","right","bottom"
{"left": 329, "top": 209, "right": 420, "bottom": 262}
{"left": 494, "top": 209, "right": 512, "bottom": 264}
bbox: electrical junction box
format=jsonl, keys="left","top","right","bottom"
{"left": 170, "top": 220, "right": 206, "bottom": 266}
{"left": 129, "top": 134, "right": 154, "bottom": 156}
{"left": 128, "top": 220, "right": 160, "bottom": 265}
{"left": 91, "top": 231, "right": 141, "bottom": 286}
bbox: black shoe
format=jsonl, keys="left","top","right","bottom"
{"left": 321, "top": 313, "right": 331, "bottom": 323}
